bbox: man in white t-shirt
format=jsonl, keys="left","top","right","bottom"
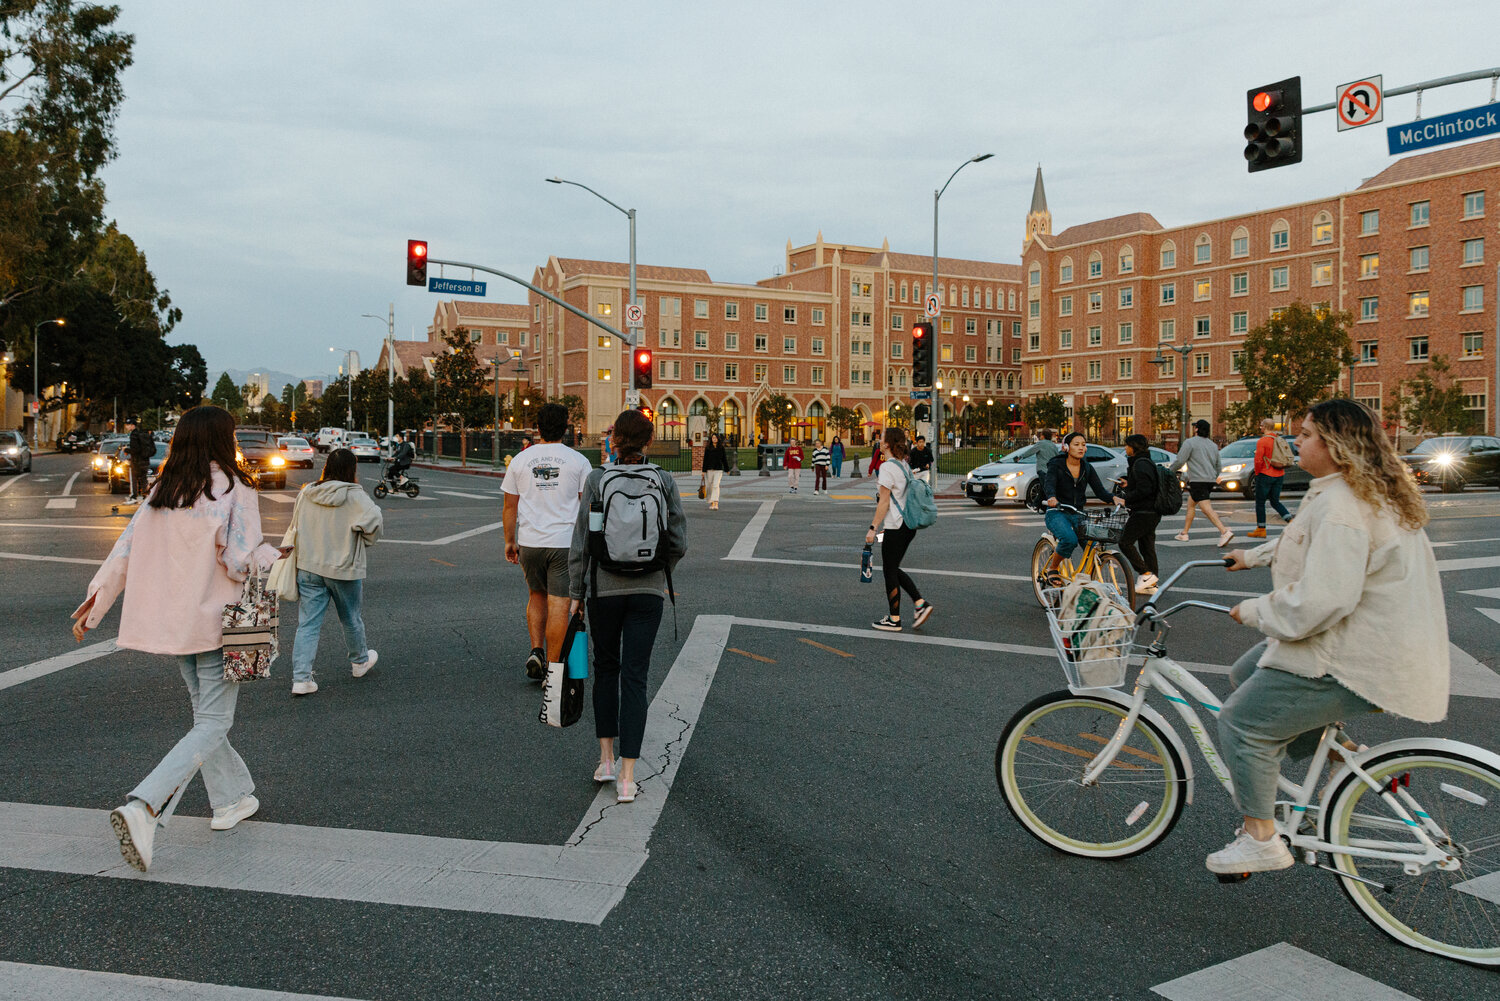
{"left": 502, "top": 403, "right": 592, "bottom": 680}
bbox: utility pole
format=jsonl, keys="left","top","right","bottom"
{"left": 491, "top": 352, "right": 502, "bottom": 468}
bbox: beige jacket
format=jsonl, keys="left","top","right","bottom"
{"left": 287, "top": 481, "right": 383, "bottom": 580}
{"left": 1236, "top": 473, "right": 1448, "bottom": 722}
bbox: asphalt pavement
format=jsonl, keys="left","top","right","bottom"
{"left": 1, "top": 451, "right": 1497, "bottom": 1000}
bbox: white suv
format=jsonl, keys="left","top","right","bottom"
{"left": 314, "top": 428, "right": 345, "bottom": 453}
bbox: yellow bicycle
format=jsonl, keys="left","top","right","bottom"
{"left": 1030, "top": 503, "right": 1135, "bottom": 608}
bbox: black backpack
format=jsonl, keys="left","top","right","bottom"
{"left": 1155, "top": 464, "right": 1184, "bottom": 516}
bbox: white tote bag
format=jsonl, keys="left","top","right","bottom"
{"left": 265, "top": 490, "right": 303, "bottom": 602}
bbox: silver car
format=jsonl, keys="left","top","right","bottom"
{"left": 964, "top": 441, "right": 1128, "bottom": 507}
{"left": 345, "top": 435, "right": 381, "bottom": 462}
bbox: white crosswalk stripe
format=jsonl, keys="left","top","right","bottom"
{"left": 1151, "top": 942, "right": 1418, "bottom": 1000}
{"left": 259, "top": 493, "right": 296, "bottom": 504}
{"left": 435, "top": 490, "right": 500, "bottom": 500}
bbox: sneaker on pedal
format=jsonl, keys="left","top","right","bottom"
{"left": 1135, "top": 572, "right": 1158, "bottom": 592}
{"left": 1206, "top": 828, "right": 1293, "bottom": 874}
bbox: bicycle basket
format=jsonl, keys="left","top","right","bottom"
{"left": 1078, "top": 506, "right": 1130, "bottom": 544}
{"left": 1043, "top": 581, "right": 1135, "bottom": 689}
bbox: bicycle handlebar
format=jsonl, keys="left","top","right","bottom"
{"left": 1137, "top": 558, "right": 1236, "bottom": 623}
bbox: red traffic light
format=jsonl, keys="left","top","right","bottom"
{"left": 406, "top": 240, "right": 428, "bottom": 286}
{"left": 911, "top": 325, "right": 926, "bottom": 339}
{"left": 636, "top": 350, "right": 650, "bottom": 365}
{"left": 1252, "top": 90, "right": 1277, "bottom": 113}
{"left": 410, "top": 241, "right": 427, "bottom": 258}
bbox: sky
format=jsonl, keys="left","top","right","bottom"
{"left": 99, "top": 1, "right": 1499, "bottom": 384}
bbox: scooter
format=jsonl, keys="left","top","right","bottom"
{"left": 373, "top": 462, "right": 420, "bottom": 499}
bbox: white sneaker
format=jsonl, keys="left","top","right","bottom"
{"left": 1217, "top": 529, "right": 1235, "bottom": 548}
{"left": 1136, "top": 573, "right": 1158, "bottom": 590}
{"left": 291, "top": 680, "right": 318, "bottom": 696}
{"left": 109, "top": 799, "right": 155, "bottom": 872}
{"left": 593, "top": 758, "right": 620, "bottom": 783}
{"left": 211, "top": 794, "right": 259, "bottom": 831}
{"left": 1206, "top": 828, "right": 1294, "bottom": 874}
{"left": 352, "top": 649, "right": 378, "bottom": 678}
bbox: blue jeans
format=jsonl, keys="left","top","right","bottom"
{"left": 1254, "top": 473, "right": 1291, "bottom": 528}
{"left": 832, "top": 457, "right": 843, "bottom": 477}
{"left": 1045, "top": 508, "right": 1084, "bottom": 559}
{"left": 292, "top": 571, "right": 369, "bottom": 683}
{"left": 130, "top": 649, "right": 254, "bottom": 822}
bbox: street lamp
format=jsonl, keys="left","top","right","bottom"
{"left": 489, "top": 353, "right": 503, "bottom": 467}
{"left": 32, "top": 318, "right": 65, "bottom": 448}
{"left": 931, "top": 153, "right": 993, "bottom": 456}
{"left": 1149, "top": 344, "right": 1193, "bottom": 444}
{"left": 361, "top": 307, "right": 395, "bottom": 444}
{"left": 1278, "top": 392, "right": 1288, "bottom": 432}
{"left": 330, "top": 346, "right": 357, "bottom": 429}
{"left": 547, "top": 176, "right": 637, "bottom": 399}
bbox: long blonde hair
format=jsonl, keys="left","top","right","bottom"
{"left": 1306, "top": 399, "right": 1427, "bottom": 530}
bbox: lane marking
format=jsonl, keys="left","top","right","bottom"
{"left": 44, "top": 498, "right": 77, "bottom": 509}
{"left": 0, "top": 551, "right": 102, "bottom": 566}
{"left": 0, "top": 473, "right": 28, "bottom": 495}
{"left": 726, "top": 499, "right": 777, "bottom": 560}
{"left": 61, "top": 471, "right": 80, "bottom": 496}
{"left": 798, "top": 638, "right": 854, "bottom": 658}
{"left": 1151, "top": 942, "right": 1418, "bottom": 1001}
{"left": 0, "top": 521, "right": 122, "bottom": 531}
{"left": 429, "top": 557, "right": 456, "bottom": 567}
{"left": 259, "top": 493, "right": 296, "bottom": 504}
{"left": 827, "top": 493, "right": 866, "bottom": 499}
{"left": 1434, "top": 555, "right": 1500, "bottom": 572}
{"left": 381, "top": 521, "right": 504, "bottom": 546}
{"left": 727, "top": 647, "right": 776, "bottom": 663}
{"left": 1476, "top": 608, "right": 1500, "bottom": 627}
{"left": 1462, "top": 587, "right": 1500, "bottom": 600}
{"left": 0, "top": 640, "right": 117, "bottom": 693}
{"left": 435, "top": 490, "right": 499, "bottom": 500}
{"left": 0, "top": 962, "right": 370, "bottom": 1001}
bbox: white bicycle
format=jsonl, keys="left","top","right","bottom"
{"left": 995, "top": 559, "right": 1500, "bottom": 966}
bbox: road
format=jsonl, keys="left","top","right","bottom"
{"left": 1, "top": 451, "right": 1497, "bottom": 1000}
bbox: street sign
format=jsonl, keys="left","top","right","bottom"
{"left": 909, "top": 390, "right": 932, "bottom": 400}
{"left": 624, "top": 303, "right": 645, "bottom": 329}
{"left": 1388, "top": 102, "right": 1500, "bottom": 154}
{"left": 924, "top": 293, "right": 941, "bottom": 318}
{"left": 1336, "top": 75, "right": 1383, "bottom": 131}
{"left": 427, "top": 276, "right": 487, "bottom": 296}
{"left": 624, "top": 390, "right": 640, "bottom": 408}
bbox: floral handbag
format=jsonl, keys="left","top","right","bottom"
{"left": 222, "top": 565, "right": 279, "bottom": 682}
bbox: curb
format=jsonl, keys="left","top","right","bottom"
{"left": 411, "top": 461, "right": 506, "bottom": 479}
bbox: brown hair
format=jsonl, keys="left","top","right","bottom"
{"left": 882, "top": 426, "right": 909, "bottom": 460}
{"left": 610, "top": 409, "right": 654, "bottom": 463}
{"left": 320, "top": 448, "right": 358, "bottom": 484}
{"left": 149, "top": 405, "right": 254, "bottom": 509}
{"left": 1305, "top": 399, "right": 1428, "bottom": 531}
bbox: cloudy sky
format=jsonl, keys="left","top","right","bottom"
{"left": 101, "top": 1, "right": 1496, "bottom": 382}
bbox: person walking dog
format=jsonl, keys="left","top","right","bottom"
{"left": 1170, "top": 419, "right": 1233, "bottom": 547}
{"left": 287, "top": 448, "right": 383, "bottom": 696}
{"left": 701, "top": 432, "right": 728, "bottom": 510}
{"left": 70, "top": 405, "right": 283, "bottom": 872}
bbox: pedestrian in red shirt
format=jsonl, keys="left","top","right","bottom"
{"left": 784, "top": 440, "right": 803, "bottom": 493}
{"left": 868, "top": 438, "right": 883, "bottom": 478}
{"left": 1249, "top": 417, "right": 1293, "bottom": 537}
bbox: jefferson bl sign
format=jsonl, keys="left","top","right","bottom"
{"left": 1387, "top": 103, "right": 1500, "bottom": 155}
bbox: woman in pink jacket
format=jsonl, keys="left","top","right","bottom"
{"left": 70, "top": 406, "right": 282, "bottom": 873}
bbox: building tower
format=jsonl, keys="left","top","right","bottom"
{"left": 1024, "top": 164, "right": 1051, "bottom": 247}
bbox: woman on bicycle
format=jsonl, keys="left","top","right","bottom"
{"left": 1214, "top": 399, "right": 1448, "bottom": 874}
{"left": 1040, "top": 431, "right": 1121, "bottom": 586}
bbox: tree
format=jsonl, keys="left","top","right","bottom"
{"left": 1022, "top": 392, "right": 1067, "bottom": 431}
{"left": 1077, "top": 398, "right": 1116, "bottom": 441}
{"left": 548, "top": 393, "right": 585, "bottom": 430}
{"left": 1150, "top": 397, "right": 1183, "bottom": 436}
{"left": 828, "top": 404, "right": 861, "bottom": 440}
{"left": 1402, "top": 354, "right": 1473, "bottom": 435}
{"left": 167, "top": 344, "right": 206, "bottom": 409}
{"left": 430, "top": 329, "right": 488, "bottom": 433}
{"left": 1216, "top": 401, "right": 1259, "bottom": 440}
{"left": 1238, "top": 301, "right": 1355, "bottom": 421}
{"left": 756, "top": 393, "right": 795, "bottom": 440}
{"left": 209, "top": 372, "right": 241, "bottom": 411}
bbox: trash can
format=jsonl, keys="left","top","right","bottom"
{"left": 757, "top": 444, "right": 788, "bottom": 477}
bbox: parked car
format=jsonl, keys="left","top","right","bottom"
{"left": 1214, "top": 435, "right": 1311, "bottom": 497}
{"left": 234, "top": 430, "right": 289, "bottom": 489}
{"left": 57, "top": 429, "right": 95, "bottom": 453}
{"left": 314, "top": 427, "right": 345, "bottom": 453}
{"left": 345, "top": 434, "right": 381, "bottom": 462}
{"left": 964, "top": 441, "right": 1128, "bottom": 507}
{"left": 1401, "top": 435, "right": 1500, "bottom": 493}
{"left": 91, "top": 438, "right": 126, "bottom": 481}
{"left": 1, "top": 430, "right": 32, "bottom": 473}
{"left": 277, "top": 435, "right": 316, "bottom": 467}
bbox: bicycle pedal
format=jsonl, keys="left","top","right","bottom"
{"left": 1214, "top": 872, "right": 1252, "bottom": 884}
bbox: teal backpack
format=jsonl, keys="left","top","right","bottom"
{"left": 891, "top": 460, "right": 938, "bottom": 529}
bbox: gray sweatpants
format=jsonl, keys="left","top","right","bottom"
{"left": 1218, "top": 641, "right": 1375, "bottom": 819}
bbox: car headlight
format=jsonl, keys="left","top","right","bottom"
{"left": 965, "top": 470, "right": 974, "bottom": 481}
{"left": 1430, "top": 453, "right": 1455, "bottom": 467}
{"left": 1221, "top": 463, "right": 1246, "bottom": 475}
{"left": 114, "top": 463, "right": 126, "bottom": 474}
{"left": 236, "top": 449, "right": 245, "bottom": 464}
{"left": 270, "top": 455, "right": 286, "bottom": 467}
{"left": 999, "top": 471, "right": 1022, "bottom": 481}
{"left": 4, "top": 446, "right": 17, "bottom": 456}
{"left": 93, "top": 457, "right": 104, "bottom": 467}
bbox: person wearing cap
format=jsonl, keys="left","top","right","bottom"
{"left": 1169, "top": 419, "right": 1233, "bottom": 547}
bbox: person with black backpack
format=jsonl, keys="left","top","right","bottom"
{"left": 567, "top": 409, "right": 687, "bottom": 805}
{"left": 1115, "top": 434, "right": 1164, "bottom": 594}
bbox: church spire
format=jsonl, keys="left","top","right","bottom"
{"left": 1024, "top": 164, "right": 1052, "bottom": 247}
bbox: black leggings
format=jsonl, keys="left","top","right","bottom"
{"left": 1118, "top": 511, "right": 1161, "bottom": 576}
{"left": 587, "top": 592, "right": 664, "bottom": 759}
{"left": 880, "top": 524, "right": 923, "bottom": 618}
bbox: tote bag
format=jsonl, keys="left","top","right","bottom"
{"left": 540, "top": 612, "right": 587, "bottom": 728}
{"left": 265, "top": 491, "right": 303, "bottom": 601}
{"left": 222, "top": 566, "right": 279, "bottom": 682}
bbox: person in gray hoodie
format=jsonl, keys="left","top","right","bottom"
{"left": 1169, "top": 419, "right": 1233, "bottom": 547}
{"left": 286, "top": 448, "right": 383, "bottom": 695}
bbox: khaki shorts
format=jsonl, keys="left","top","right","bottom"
{"left": 520, "top": 546, "right": 571, "bottom": 597}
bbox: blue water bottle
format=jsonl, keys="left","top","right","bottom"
{"left": 566, "top": 623, "right": 589, "bottom": 679}
{"left": 860, "top": 544, "right": 873, "bottom": 583}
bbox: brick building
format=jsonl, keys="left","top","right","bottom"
{"left": 374, "top": 301, "right": 530, "bottom": 390}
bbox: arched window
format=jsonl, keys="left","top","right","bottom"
{"left": 656, "top": 397, "right": 681, "bottom": 441}
{"left": 807, "top": 401, "right": 827, "bottom": 439}
{"left": 1231, "top": 225, "right": 1249, "bottom": 258}
{"left": 983, "top": 373, "right": 992, "bottom": 392}
{"left": 898, "top": 370, "right": 907, "bottom": 388}
{"left": 1194, "top": 233, "right": 1211, "bottom": 264}
{"left": 1311, "top": 210, "right": 1333, "bottom": 245}
{"left": 1159, "top": 240, "right": 1177, "bottom": 269}
{"left": 1007, "top": 373, "right": 1016, "bottom": 391}
{"left": 689, "top": 397, "right": 710, "bottom": 418}
{"left": 1059, "top": 256, "right": 1074, "bottom": 283}
{"left": 960, "top": 372, "right": 969, "bottom": 390}
{"left": 1270, "top": 218, "right": 1290, "bottom": 252}
{"left": 722, "top": 398, "right": 741, "bottom": 440}
{"left": 962, "top": 287, "right": 970, "bottom": 307}
{"left": 1087, "top": 251, "right": 1103, "bottom": 279}
{"left": 1118, "top": 245, "right": 1134, "bottom": 273}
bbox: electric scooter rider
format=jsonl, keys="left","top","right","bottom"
{"left": 388, "top": 433, "right": 414, "bottom": 487}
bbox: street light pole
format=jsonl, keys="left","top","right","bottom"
{"left": 32, "top": 318, "right": 64, "bottom": 448}
{"left": 361, "top": 305, "right": 395, "bottom": 444}
{"left": 330, "top": 346, "right": 356, "bottom": 430}
{"left": 490, "top": 353, "right": 502, "bottom": 468}
{"left": 547, "top": 177, "right": 637, "bottom": 401}
{"left": 932, "top": 154, "right": 993, "bottom": 459}
{"left": 1150, "top": 344, "right": 1193, "bottom": 444}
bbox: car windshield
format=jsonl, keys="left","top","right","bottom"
{"left": 996, "top": 444, "right": 1039, "bottom": 463}
{"left": 1219, "top": 439, "right": 1258, "bottom": 458}
{"left": 1413, "top": 437, "right": 1471, "bottom": 454}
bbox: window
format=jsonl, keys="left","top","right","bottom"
{"left": 891, "top": 312, "right": 904, "bottom": 329}
{"left": 725, "top": 302, "right": 739, "bottom": 320}
{"left": 754, "top": 333, "right": 768, "bottom": 352}
{"left": 782, "top": 336, "right": 796, "bottom": 353}
{"left": 467, "top": 328, "right": 482, "bottom": 343}
{"left": 891, "top": 342, "right": 904, "bottom": 359}
{"left": 594, "top": 301, "right": 614, "bottom": 317}
{"left": 1159, "top": 318, "right": 1176, "bottom": 342}
{"left": 1013, "top": 320, "right": 1022, "bottom": 336}
{"left": 1410, "top": 246, "right": 1430, "bottom": 272}
{"left": 811, "top": 366, "right": 824, "bottom": 385}
{"left": 1029, "top": 265, "right": 1041, "bottom": 287}
{"left": 1032, "top": 363, "right": 1045, "bottom": 384}
{"left": 1270, "top": 220, "right": 1289, "bottom": 251}
{"left": 862, "top": 341, "right": 872, "bottom": 355}
{"left": 1361, "top": 209, "right": 1379, "bottom": 235}
{"left": 1012, "top": 347, "right": 1022, "bottom": 363}
{"left": 597, "top": 368, "right": 612, "bottom": 381}
{"left": 694, "top": 299, "right": 709, "bottom": 318}
{"left": 1410, "top": 200, "right": 1429, "bottom": 227}
{"left": 783, "top": 306, "right": 797, "bottom": 323}
{"left": 1227, "top": 229, "right": 1247, "bottom": 258}
{"left": 1231, "top": 350, "right": 1245, "bottom": 374}
{"left": 1409, "top": 291, "right": 1429, "bottom": 317}
{"left": 1160, "top": 282, "right": 1176, "bottom": 305}
{"left": 1270, "top": 266, "right": 1289, "bottom": 291}
{"left": 1059, "top": 361, "right": 1073, "bottom": 382}
{"left": 1059, "top": 295, "right": 1073, "bottom": 316}
{"left": 888, "top": 282, "right": 896, "bottom": 302}
{"left": 1358, "top": 341, "right": 1378, "bottom": 365}
{"left": 1059, "top": 259, "right": 1074, "bottom": 283}
{"left": 1086, "top": 359, "right": 1102, "bottom": 381}
{"left": 965, "top": 345, "right": 977, "bottom": 362}
{"left": 1194, "top": 235, "right": 1211, "bottom": 264}
{"left": 725, "top": 332, "right": 739, "bottom": 351}
{"left": 851, "top": 279, "right": 871, "bottom": 297}
{"left": 693, "top": 361, "right": 707, "bottom": 381}
{"left": 657, "top": 328, "right": 681, "bottom": 347}
{"left": 1312, "top": 261, "right": 1332, "bottom": 286}
{"left": 663, "top": 360, "right": 681, "bottom": 380}
{"left": 694, "top": 330, "right": 708, "bottom": 349}
{"left": 985, "top": 289, "right": 993, "bottom": 309}
{"left": 942, "top": 317, "right": 953, "bottom": 333}
{"left": 1029, "top": 300, "right": 1041, "bottom": 318}
{"left": 1087, "top": 326, "right": 1102, "bottom": 347}
{"left": 1157, "top": 354, "right": 1175, "bottom": 377}
{"left": 1462, "top": 394, "right": 1488, "bottom": 422}
{"left": 725, "top": 362, "right": 739, "bottom": 381}
{"left": 1059, "top": 329, "right": 1073, "bottom": 349}
{"left": 1160, "top": 242, "right": 1176, "bottom": 269}
{"left": 1119, "top": 247, "right": 1134, "bottom": 273}
{"left": 1359, "top": 253, "right": 1379, "bottom": 279}
{"left": 1088, "top": 252, "right": 1103, "bottom": 279}
{"left": 1118, "top": 358, "right": 1133, "bottom": 379}
{"left": 811, "top": 308, "right": 824, "bottom": 325}
{"left": 1312, "top": 211, "right": 1333, "bottom": 244}
{"left": 753, "top": 363, "right": 767, "bottom": 382}
{"left": 1462, "top": 332, "right": 1484, "bottom": 358}
{"left": 1193, "top": 354, "right": 1210, "bottom": 376}
{"left": 899, "top": 282, "right": 908, "bottom": 302}
{"left": 1231, "top": 311, "right": 1248, "bottom": 336}
{"left": 1360, "top": 296, "right": 1379, "bottom": 322}
{"left": 1463, "top": 191, "right": 1485, "bottom": 218}
{"left": 1194, "top": 279, "right": 1211, "bottom": 301}
{"left": 1194, "top": 316, "right": 1210, "bottom": 338}
{"left": 1118, "top": 322, "right": 1133, "bottom": 344}
{"left": 1409, "top": 336, "right": 1428, "bottom": 362}
{"left": 1228, "top": 272, "right": 1247, "bottom": 296}
{"left": 1463, "top": 238, "right": 1485, "bottom": 266}
{"left": 811, "top": 337, "right": 824, "bottom": 354}
{"left": 1087, "top": 291, "right": 1102, "bottom": 312}
{"left": 1009, "top": 291, "right": 1017, "bottom": 310}
{"left": 940, "top": 345, "right": 953, "bottom": 362}
{"left": 965, "top": 318, "right": 977, "bottom": 335}
{"left": 962, "top": 288, "right": 970, "bottom": 307}
{"left": 1462, "top": 285, "right": 1484, "bottom": 312}
{"left": 782, "top": 365, "right": 796, "bottom": 384}
{"left": 1119, "top": 287, "right": 1134, "bottom": 308}
{"left": 596, "top": 335, "right": 612, "bottom": 348}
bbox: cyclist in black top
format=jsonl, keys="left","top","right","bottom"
{"left": 1040, "top": 432, "right": 1120, "bottom": 584}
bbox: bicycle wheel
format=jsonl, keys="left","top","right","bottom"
{"left": 997, "top": 691, "right": 1186, "bottom": 859}
{"left": 1325, "top": 746, "right": 1500, "bottom": 965}
{"left": 1030, "top": 537, "right": 1056, "bottom": 607}
{"left": 1094, "top": 551, "right": 1136, "bottom": 608}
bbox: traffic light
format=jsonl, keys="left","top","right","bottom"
{"left": 633, "top": 347, "right": 653, "bottom": 389}
{"left": 1244, "top": 77, "right": 1302, "bottom": 172}
{"left": 406, "top": 240, "right": 428, "bottom": 286}
{"left": 911, "top": 321, "right": 934, "bottom": 388}
{"left": 637, "top": 404, "right": 654, "bottom": 422}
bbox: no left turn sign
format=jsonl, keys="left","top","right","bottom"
{"left": 1336, "top": 75, "right": 1383, "bottom": 131}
